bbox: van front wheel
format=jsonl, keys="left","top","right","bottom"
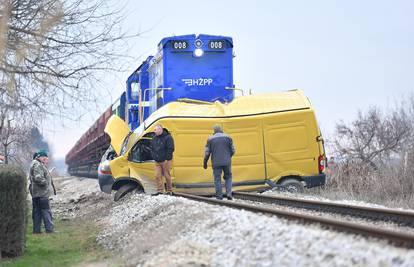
{"left": 280, "top": 179, "right": 304, "bottom": 193}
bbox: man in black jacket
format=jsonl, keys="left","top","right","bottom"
{"left": 204, "top": 125, "right": 235, "bottom": 200}
{"left": 151, "top": 124, "right": 175, "bottom": 195}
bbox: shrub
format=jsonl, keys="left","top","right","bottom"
{"left": 0, "top": 165, "right": 27, "bottom": 258}
{"left": 321, "top": 158, "right": 414, "bottom": 208}
{"left": 322, "top": 96, "right": 414, "bottom": 208}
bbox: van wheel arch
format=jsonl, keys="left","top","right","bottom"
{"left": 277, "top": 176, "right": 305, "bottom": 193}
{"left": 112, "top": 178, "right": 144, "bottom": 201}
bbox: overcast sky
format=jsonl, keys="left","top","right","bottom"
{"left": 44, "top": 0, "right": 414, "bottom": 159}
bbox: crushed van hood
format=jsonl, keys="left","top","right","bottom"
{"left": 104, "top": 115, "right": 131, "bottom": 155}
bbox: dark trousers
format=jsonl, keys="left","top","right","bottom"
{"left": 213, "top": 165, "right": 232, "bottom": 199}
{"left": 32, "top": 197, "right": 54, "bottom": 233}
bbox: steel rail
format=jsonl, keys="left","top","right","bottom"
{"left": 174, "top": 192, "right": 414, "bottom": 249}
{"left": 233, "top": 191, "right": 414, "bottom": 227}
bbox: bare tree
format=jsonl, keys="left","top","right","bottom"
{"left": 0, "top": 109, "right": 54, "bottom": 166}
{"left": 0, "top": 0, "right": 137, "bottom": 168}
{"left": 0, "top": 0, "right": 136, "bottom": 126}
{"left": 0, "top": 111, "right": 32, "bottom": 164}
{"left": 332, "top": 106, "right": 411, "bottom": 169}
{"left": 320, "top": 97, "right": 414, "bottom": 208}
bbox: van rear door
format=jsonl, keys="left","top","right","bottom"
{"left": 263, "top": 110, "right": 317, "bottom": 180}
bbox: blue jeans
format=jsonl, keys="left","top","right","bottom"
{"left": 213, "top": 165, "right": 232, "bottom": 199}
{"left": 32, "top": 197, "right": 54, "bottom": 233}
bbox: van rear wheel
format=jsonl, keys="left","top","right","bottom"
{"left": 280, "top": 179, "right": 304, "bottom": 193}
{"left": 114, "top": 183, "right": 137, "bottom": 201}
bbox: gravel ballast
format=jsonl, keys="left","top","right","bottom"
{"left": 97, "top": 194, "right": 414, "bottom": 267}
{"left": 53, "top": 177, "right": 414, "bottom": 266}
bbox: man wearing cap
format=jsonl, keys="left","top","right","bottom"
{"left": 29, "top": 150, "right": 54, "bottom": 234}
{"left": 203, "top": 125, "right": 236, "bottom": 200}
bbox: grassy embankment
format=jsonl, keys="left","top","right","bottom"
{"left": 1, "top": 218, "right": 105, "bottom": 267}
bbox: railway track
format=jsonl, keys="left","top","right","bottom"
{"left": 233, "top": 191, "right": 414, "bottom": 227}
{"left": 173, "top": 192, "right": 414, "bottom": 249}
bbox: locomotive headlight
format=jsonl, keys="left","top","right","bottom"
{"left": 194, "top": 48, "right": 204, "bottom": 57}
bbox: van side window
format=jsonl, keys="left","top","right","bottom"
{"left": 130, "top": 133, "right": 154, "bottom": 162}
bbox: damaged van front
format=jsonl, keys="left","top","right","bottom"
{"left": 98, "top": 115, "right": 135, "bottom": 195}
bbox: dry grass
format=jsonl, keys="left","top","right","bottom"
{"left": 313, "top": 161, "right": 414, "bottom": 209}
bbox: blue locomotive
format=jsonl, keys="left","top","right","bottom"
{"left": 125, "top": 34, "right": 234, "bottom": 130}
{"left": 66, "top": 34, "right": 235, "bottom": 177}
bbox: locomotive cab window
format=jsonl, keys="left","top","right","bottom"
{"left": 131, "top": 82, "right": 140, "bottom": 101}
{"left": 129, "top": 133, "right": 154, "bottom": 162}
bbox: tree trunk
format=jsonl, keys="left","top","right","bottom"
{"left": 4, "top": 145, "right": 8, "bottom": 164}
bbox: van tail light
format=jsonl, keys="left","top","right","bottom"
{"left": 318, "top": 155, "right": 326, "bottom": 173}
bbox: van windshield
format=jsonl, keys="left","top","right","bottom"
{"left": 120, "top": 123, "right": 151, "bottom": 156}
{"left": 133, "top": 123, "right": 145, "bottom": 136}
{"left": 120, "top": 132, "right": 133, "bottom": 156}
{"left": 130, "top": 133, "right": 154, "bottom": 162}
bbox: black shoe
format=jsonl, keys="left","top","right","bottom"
{"left": 227, "top": 197, "right": 233, "bottom": 201}
{"left": 151, "top": 192, "right": 162, "bottom": 196}
{"left": 165, "top": 192, "right": 173, "bottom": 196}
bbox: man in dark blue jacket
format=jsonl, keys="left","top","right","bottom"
{"left": 204, "top": 125, "right": 235, "bottom": 200}
{"left": 151, "top": 124, "right": 175, "bottom": 195}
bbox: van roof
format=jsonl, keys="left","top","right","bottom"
{"left": 144, "top": 89, "right": 311, "bottom": 127}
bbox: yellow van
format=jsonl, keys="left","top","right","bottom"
{"left": 98, "top": 89, "right": 326, "bottom": 200}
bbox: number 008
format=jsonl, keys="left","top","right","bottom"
{"left": 209, "top": 41, "right": 224, "bottom": 49}
{"left": 173, "top": 41, "right": 187, "bottom": 49}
